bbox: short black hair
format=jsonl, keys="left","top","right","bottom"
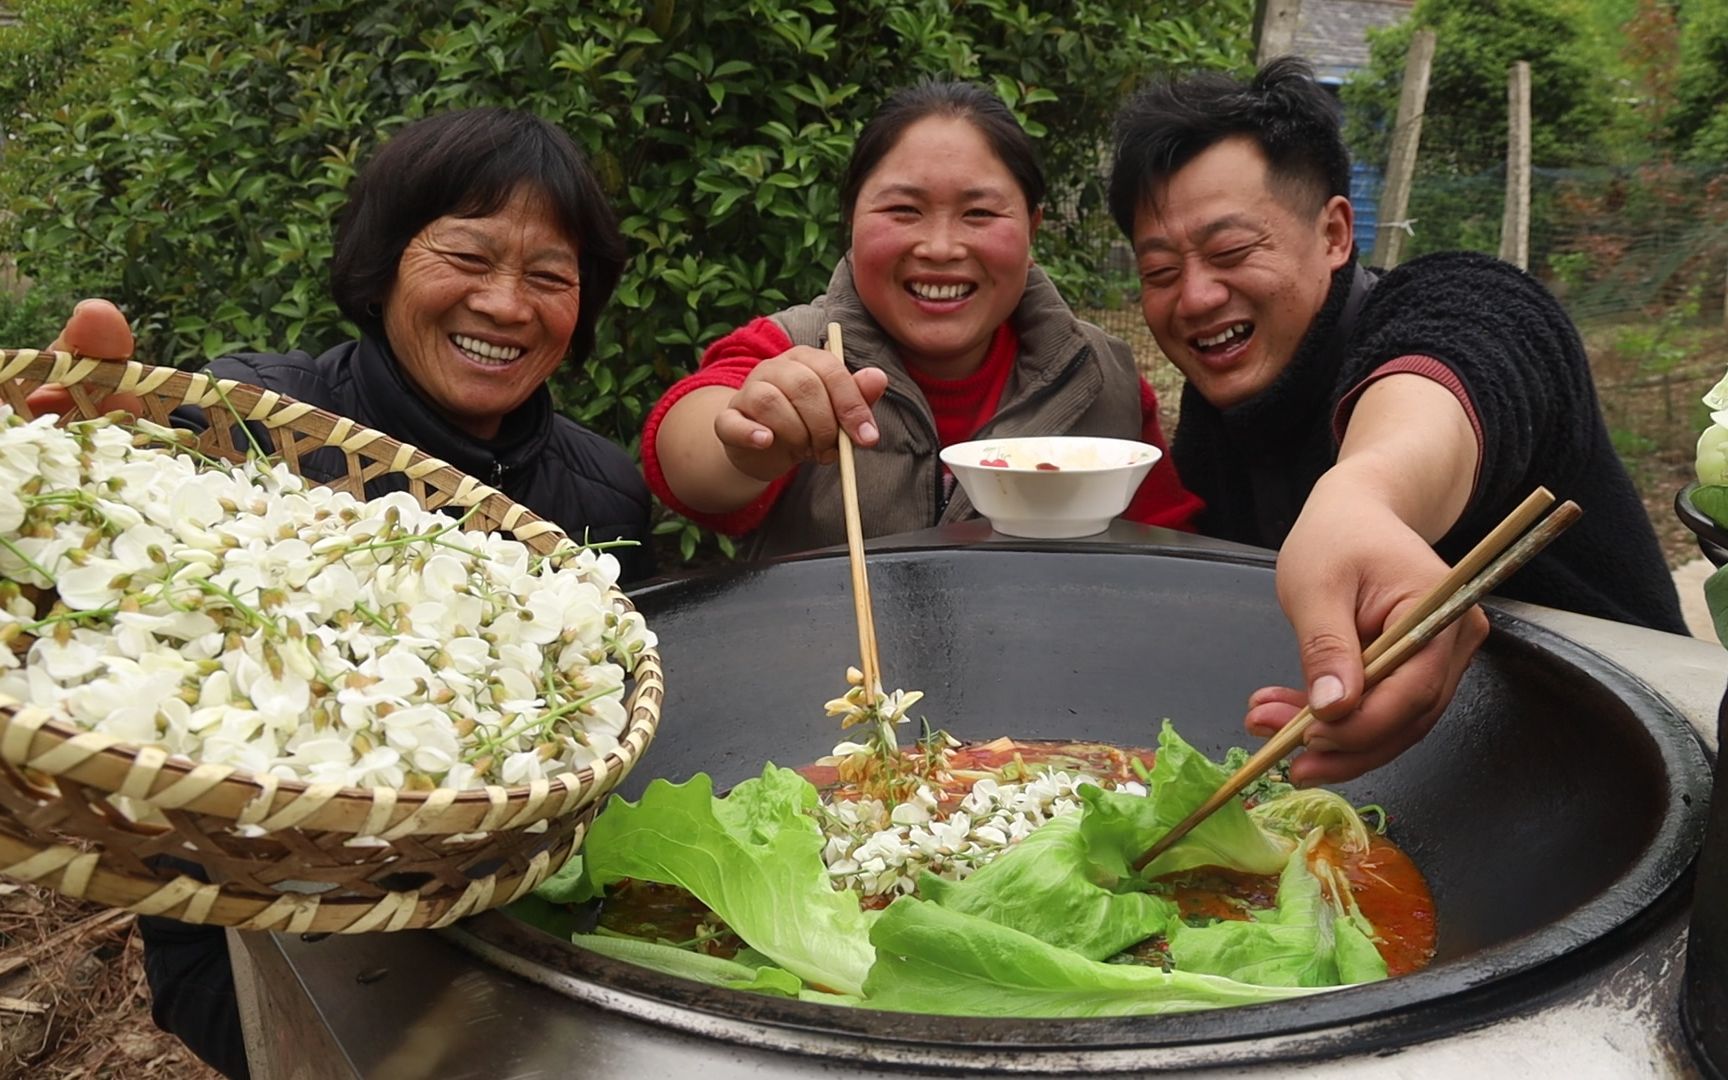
{"left": 839, "top": 78, "right": 1046, "bottom": 225}
{"left": 329, "top": 108, "right": 626, "bottom": 366}
{"left": 1108, "top": 57, "right": 1351, "bottom": 237}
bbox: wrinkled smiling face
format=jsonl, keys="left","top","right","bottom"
{"left": 1132, "top": 137, "right": 1352, "bottom": 409}
{"left": 849, "top": 116, "right": 1041, "bottom": 379}
{"left": 383, "top": 187, "right": 582, "bottom": 440}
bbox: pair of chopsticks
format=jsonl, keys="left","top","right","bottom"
{"left": 829, "top": 322, "right": 882, "bottom": 706}
{"left": 1132, "top": 486, "right": 1580, "bottom": 873}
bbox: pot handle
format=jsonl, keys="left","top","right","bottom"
{"left": 1683, "top": 681, "right": 1728, "bottom": 1077}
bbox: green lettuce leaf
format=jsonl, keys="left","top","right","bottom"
{"left": 532, "top": 852, "right": 591, "bottom": 905}
{"left": 576, "top": 765, "right": 876, "bottom": 996}
{"left": 1691, "top": 481, "right": 1728, "bottom": 529}
{"left": 1165, "top": 831, "right": 1388, "bottom": 988}
{"left": 1249, "top": 788, "right": 1373, "bottom": 853}
{"left": 1705, "top": 563, "right": 1728, "bottom": 650}
{"left": 1084, "top": 721, "right": 1293, "bottom": 879}
{"left": 862, "top": 897, "right": 1325, "bottom": 1017}
{"left": 916, "top": 809, "right": 1177, "bottom": 960}
{"left": 567, "top": 933, "right": 803, "bottom": 996}
{"left": 508, "top": 892, "right": 589, "bottom": 941}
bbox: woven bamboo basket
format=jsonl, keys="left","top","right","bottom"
{"left": 0, "top": 349, "right": 663, "bottom": 932}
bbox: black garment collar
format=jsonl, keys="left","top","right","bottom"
{"left": 348, "top": 334, "right": 555, "bottom": 481}
{"left": 1180, "top": 252, "right": 1365, "bottom": 459}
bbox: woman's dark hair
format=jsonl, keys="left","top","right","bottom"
{"left": 838, "top": 78, "right": 1046, "bottom": 225}
{"left": 1107, "top": 57, "right": 1351, "bottom": 237}
{"left": 329, "top": 108, "right": 626, "bottom": 365}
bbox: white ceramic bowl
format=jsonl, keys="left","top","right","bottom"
{"left": 938, "top": 436, "right": 1162, "bottom": 539}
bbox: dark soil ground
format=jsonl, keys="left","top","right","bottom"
{"left": 9, "top": 315, "right": 1723, "bottom": 1080}
{"left": 0, "top": 888, "right": 218, "bottom": 1079}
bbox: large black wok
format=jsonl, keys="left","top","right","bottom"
{"left": 466, "top": 533, "right": 1711, "bottom": 1058}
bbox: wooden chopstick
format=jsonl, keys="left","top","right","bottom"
{"left": 1131, "top": 490, "right": 1580, "bottom": 873}
{"left": 829, "top": 322, "right": 882, "bottom": 705}
{"left": 1361, "top": 486, "right": 1555, "bottom": 665}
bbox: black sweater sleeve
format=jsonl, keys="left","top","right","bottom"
{"left": 1344, "top": 251, "right": 1599, "bottom": 521}
{"left": 1343, "top": 252, "right": 1684, "bottom": 632}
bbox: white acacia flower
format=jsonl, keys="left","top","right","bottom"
{"left": 249, "top": 669, "right": 312, "bottom": 720}
{"left": 0, "top": 405, "right": 647, "bottom": 796}
{"left": 0, "top": 489, "right": 23, "bottom": 534}
{"left": 30, "top": 635, "right": 105, "bottom": 681}
{"left": 54, "top": 558, "right": 131, "bottom": 611}
{"left": 501, "top": 750, "right": 546, "bottom": 785}
{"left": 581, "top": 693, "right": 628, "bottom": 738}
{"left": 442, "top": 637, "right": 491, "bottom": 675}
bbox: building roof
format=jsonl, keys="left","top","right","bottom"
{"left": 1294, "top": 0, "right": 1414, "bottom": 83}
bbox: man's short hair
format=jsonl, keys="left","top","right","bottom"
{"left": 1108, "top": 57, "right": 1352, "bottom": 236}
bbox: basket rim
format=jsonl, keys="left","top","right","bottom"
{"left": 0, "top": 820, "right": 585, "bottom": 932}
{"left": 0, "top": 347, "right": 664, "bottom": 834}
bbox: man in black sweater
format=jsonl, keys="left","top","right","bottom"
{"left": 1108, "top": 57, "right": 1685, "bottom": 784}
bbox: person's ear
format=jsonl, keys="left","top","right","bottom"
{"left": 1321, "top": 195, "right": 1354, "bottom": 270}
{"left": 1028, "top": 205, "right": 1043, "bottom": 242}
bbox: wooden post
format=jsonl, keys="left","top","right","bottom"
{"left": 1499, "top": 61, "right": 1532, "bottom": 270}
{"left": 1254, "top": 0, "right": 1304, "bottom": 65}
{"left": 1370, "top": 28, "right": 1438, "bottom": 270}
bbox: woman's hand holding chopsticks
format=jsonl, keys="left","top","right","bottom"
{"left": 656, "top": 342, "right": 887, "bottom": 515}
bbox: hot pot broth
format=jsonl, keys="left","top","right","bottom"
{"left": 529, "top": 724, "right": 1437, "bottom": 1010}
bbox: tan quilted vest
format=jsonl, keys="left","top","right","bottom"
{"left": 745, "top": 257, "right": 1143, "bottom": 557}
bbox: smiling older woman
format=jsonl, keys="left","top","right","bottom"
{"left": 42, "top": 108, "right": 653, "bottom": 1080}
{"left": 49, "top": 107, "right": 654, "bottom": 582}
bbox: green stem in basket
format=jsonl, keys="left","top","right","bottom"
{"left": 191, "top": 578, "right": 282, "bottom": 639}
{"left": 574, "top": 535, "right": 641, "bottom": 552}
{"left": 351, "top": 601, "right": 395, "bottom": 634}
{"left": 539, "top": 653, "right": 566, "bottom": 714}
{"left": 124, "top": 417, "right": 228, "bottom": 469}
{"left": 24, "top": 489, "right": 102, "bottom": 511}
{"left": 21, "top": 603, "right": 121, "bottom": 634}
{"left": 464, "top": 683, "right": 621, "bottom": 765}
{"left": 347, "top": 521, "right": 482, "bottom": 561}
{"left": 205, "top": 378, "right": 271, "bottom": 464}
{"left": 528, "top": 682, "right": 622, "bottom": 733}
{"left": 0, "top": 535, "right": 54, "bottom": 582}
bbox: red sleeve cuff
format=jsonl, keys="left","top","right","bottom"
{"left": 1331, "top": 355, "right": 1485, "bottom": 495}
{"left": 1122, "top": 377, "right": 1205, "bottom": 531}
{"left": 640, "top": 320, "right": 797, "bottom": 536}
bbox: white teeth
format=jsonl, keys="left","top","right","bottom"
{"left": 908, "top": 282, "right": 975, "bottom": 302}
{"left": 452, "top": 334, "right": 524, "bottom": 364}
{"left": 1195, "top": 322, "right": 1251, "bottom": 348}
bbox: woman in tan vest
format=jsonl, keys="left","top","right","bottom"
{"left": 642, "top": 78, "right": 1202, "bottom": 558}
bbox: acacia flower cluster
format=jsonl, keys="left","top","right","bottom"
{"left": 824, "top": 665, "right": 923, "bottom": 753}
{"left": 0, "top": 407, "right": 654, "bottom": 799}
{"left": 814, "top": 771, "right": 1148, "bottom": 899}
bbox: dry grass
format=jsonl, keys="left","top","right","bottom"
{"left": 1582, "top": 319, "right": 1727, "bottom": 568}
{"left": 0, "top": 885, "right": 218, "bottom": 1080}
